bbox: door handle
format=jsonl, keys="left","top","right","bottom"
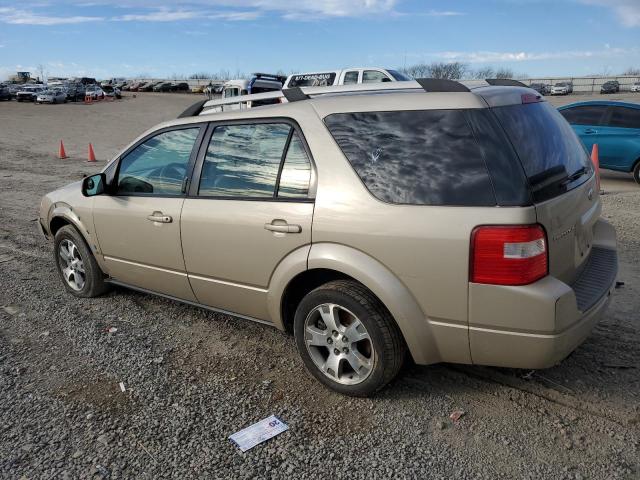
{"left": 147, "top": 211, "right": 172, "bottom": 223}
{"left": 584, "top": 128, "right": 597, "bottom": 134}
{"left": 264, "top": 220, "right": 302, "bottom": 234}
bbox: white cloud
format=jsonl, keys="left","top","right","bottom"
{"left": 430, "top": 47, "right": 637, "bottom": 63}
{"left": 0, "top": 7, "right": 102, "bottom": 25}
{"left": 113, "top": 9, "right": 200, "bottom": 21}
{"left": 578, "top": 0, "right": 640, "bottom": 27}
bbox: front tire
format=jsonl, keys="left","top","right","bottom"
{"left": 633, "top": 161, "right": 640, "bottom": 185}
{"left": 54, "top": 225, "right": 109, "bottom": 298}
{"left": 294, "top": 280, "right": 406, "bottom": 397}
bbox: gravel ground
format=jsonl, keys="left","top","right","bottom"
{"left": 0, "top": 93, "right": 639, "bottom": 480}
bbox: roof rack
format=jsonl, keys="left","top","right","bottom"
{"left": 485, "top": 78, "right": 527, "bottom": 87}
{"left": 192, "top": 77, "right": 527, "bottom": 117}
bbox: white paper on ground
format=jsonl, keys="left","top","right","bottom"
{"left": 229, "top": 415, "right": 288, "bottom": 452}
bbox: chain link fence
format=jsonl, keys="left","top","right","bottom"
{"left": 521, "top": 75, "right": 640, "bottom": 94}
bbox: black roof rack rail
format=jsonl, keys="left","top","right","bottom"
{"left": 178, "top": 99, "right": 207, "bottom": 118}
{"left": 283, "top": 87, "right": 309, "bottom": 102}
{"left": 485, "top": 78, "right": 527, "bottom": 87}
{"left": 252, "top": 72, "right": 287, "bottom": 83}
{"left": 415, "top": 78, "right": 470, "bottom": 92}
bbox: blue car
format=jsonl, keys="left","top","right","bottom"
{"left": 558, "top": 101, "right": 640, "bottom": 184}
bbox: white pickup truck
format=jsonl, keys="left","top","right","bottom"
{"left": 283, "top": 67, "right": 410, "bottom": 88}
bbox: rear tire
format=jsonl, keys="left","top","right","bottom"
{"left": 54, "top": 225, "right": 109, "bottom": 298}
{"left": 293, "top": 280, "right": 406, "bottom": 397}
{"left": 633, "top": 161, "right": 640, "bottom": 185}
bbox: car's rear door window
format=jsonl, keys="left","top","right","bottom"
{"left": 607, "top": 106, "right": 640, "bottom": 129}
{"left": 277, "top": 134, "right": 312, "bottom": 198}
{"left": 324, "top": 110, "right": 495, "bottom": 206}
{"left": 116, "top": 127, "right": 200, "bottom": 195}
{"left": 198, "top": 123, "right": 312, "bottom": 199}
{"left": 343, "top": 71, "right": 359, "bottom": 85}
{"left": 559, "top": 105, "right": 607, "bottom": 125}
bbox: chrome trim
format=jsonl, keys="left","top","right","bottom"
{"left": 187, "top": 273, "right": 269, "bottom": 293}
{"left": 103, "top": 256, "right": 188, "bottom": 277}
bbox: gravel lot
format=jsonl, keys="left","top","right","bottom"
{"left": 1, "top": 92, "right": 639, "bottom": 479}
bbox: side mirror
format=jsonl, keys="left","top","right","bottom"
{"left": 82, "top": 173, "right": 106, "bottom": 197}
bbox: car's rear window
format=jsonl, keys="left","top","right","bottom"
{"left": 288, "top": 73, "right": 336, "bottom": 88}
{"left": 492, "top": 102, "right": 590, "bottom": 199}
{"left": 324, "top": 110, "right": 495, "bottom": 206}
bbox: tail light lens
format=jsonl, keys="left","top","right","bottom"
{"left": 470, "top": 225, "right": 548, "bottom": 286}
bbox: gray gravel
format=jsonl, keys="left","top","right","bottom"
{"left": 1, "top": 94, "right": 639, "bottom": 479}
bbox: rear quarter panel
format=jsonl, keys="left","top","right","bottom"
{"left": 306, "top": 111, "right": 538, "bottom": 364}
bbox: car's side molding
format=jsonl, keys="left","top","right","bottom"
{"left": 305, "top": 242, "right": 440, "bottom": 365}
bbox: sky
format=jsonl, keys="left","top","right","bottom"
{"left": 0, "top": 0, "right": 639, "bottom": 81}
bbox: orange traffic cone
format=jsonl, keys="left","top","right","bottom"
{"left": 87, "top": 143, "right": 96, "bottom": 162}
{"left": 58, "top": 140, "right": 68, "bottom": 159}
{"left": 591, "top": 143, "right": 600, "bottom": 192}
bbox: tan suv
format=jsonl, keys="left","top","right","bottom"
{"left": 39, "top": 79, "right": 618, "bottom": 396}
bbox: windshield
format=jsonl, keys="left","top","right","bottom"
{"left": 387, "top": 69, "right": 411, "bottom": 81}
{"left": 492, "top": 102, "right": 591, "bottom": 201}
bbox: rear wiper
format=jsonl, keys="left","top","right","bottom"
{"left": 559, "top": 166, "right": 588, "bottom": 186}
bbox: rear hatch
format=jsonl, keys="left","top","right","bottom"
{"left": 491, "top": 100, "right": 598, "bottom": 285}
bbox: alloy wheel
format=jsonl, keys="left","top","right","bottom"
{"left": 303, "top": 303, "right": 375, "bottom": 385}
{"left": 58, "top": 239, "right": 86, "bottom": 291}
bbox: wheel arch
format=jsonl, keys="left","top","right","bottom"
{"left": 272, "top": 242, "right": 439, "bottom": 365}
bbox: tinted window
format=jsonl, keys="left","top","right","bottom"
{"left": 493, "top": 102, "right": 590, "bottom": 199}
{"left": 324, "top": 110, "right": 495, "bottom": 206}
{"left": 362, "top": 70, "right": 391, "bottom": 83}
{"left": 199, "top": 123, "right": 291, "bottom": 198}
{"left": 343, "top": 71, "right": 359, "bottom": 85}
{"left": 117, "top": 128, "right": 200, "bottom": 195}
{"left": 559, "top": 105, "right": 607, "bottom": 125}
{"left": 278, "top": 134, "right": 312, "bottom": 198}
{"left": 608, "top": 107, "right": 640, "bottom": 129}
{"left": 288, "top": 73, "right": 336, "bottom": 87}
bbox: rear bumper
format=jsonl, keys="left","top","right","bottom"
{"left": 468, "top": 219, "right": 617, "bottom": 369}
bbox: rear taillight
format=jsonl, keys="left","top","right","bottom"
{"left": 470, "top": 225, "right": 548, "bottom": 286}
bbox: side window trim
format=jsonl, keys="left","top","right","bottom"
{"left": 188, "top": 117, "right": 316, "bottom": 201}
{"left": 112, "top": 123, "right": 206, "bottom": 198}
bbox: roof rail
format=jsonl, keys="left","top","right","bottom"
{"left": 196, "top": 79, "right": 478, "bottom": 117}
{"left": 283, "top": 87, "right": 309, "bottom": 103}
{"left": 485, "top": 79, "right": 527, "bottom": 87}
{"left": 178, "top": 99, "right": 207, "bottom": 118}
{"left": 415, "top": 78, "right": 470, "bottom": 92}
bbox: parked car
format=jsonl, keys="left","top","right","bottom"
{"left": 173, "top": 82, "right": 190, "bottom": 92}
{"left": 212, "top": 73, "right": 285, "bottom": 110}
{"left": 36, "top": 89, "right": 67, "bottom": 104}
{"left": 559, "top": 101, "right": 640, "bottom": 183}
{"left": 600, "top": 81, "right": 620, "bottom": 94}
{"left": 140, "top": 82, "right": 161, "bottom": 92}
{"left": 0, "top": 86, "right": 12, "bottom": 101}
{"left": 16, "top": 85, "right": 45, "bottom": 102}
{"left": 40, "top": 79, "right": 618, "bottom": 396}
{"left": 551, "top": 82, "right": 572, "bottom": 95}
{"left": 66, "top": 84, "right": 87, "bottom": 102}
{"left": 153, "top": 82, "right": 173, "bottom": 92}
{"left": 631, "top": 82, "right": 640, "bottom": 93}
{"left": 529, "top": 82, "right": 550, "bottom": 95}
{"left": 85, "top": 85, "right": 104, "bottom": 99}
{"left": 102, "top": 85, "right": 122, "bottom": 99}
{"left": 191, "top": 84, "right": 205, "bottom": 94}
{"left": 284, "top": 67, "right": 410, "bottom": 88}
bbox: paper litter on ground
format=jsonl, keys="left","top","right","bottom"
{"left": 229, "top": 415, "right": 288, "bottom": 452}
